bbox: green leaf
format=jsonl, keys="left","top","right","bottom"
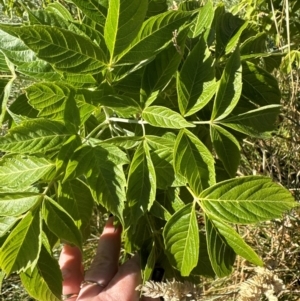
{"left": 95, "top": 94, "right": 141, "bottom": 116}
{"left": 147, "top": 0, "right": 168, "bottom": 17}
{"left": 210, "top": 125, "right": 240, "bottom": 177}
{"left": 191, "top": 232, "right": 215, "bottom": 277}
{"left": 0, "top": 193, "right": 41, "bottom": 216}
{"left": 0, "top": 155, "right": 54, "bottom": 189}
{"left": 58, "top": 179, "right": 94, "bottom": 230}
{"left": 26, "top": 82, "right": 78, "bottom": 121}
{"left": 215, "top": 12, "right": 245, "bottom": 58}
{"left": 64, "top": 144, "right": 128, "bottom": 221}
{"left": 141, "top": 26, "right": 189, "bottom": 106}
{"left": 20, "top": 246, "right": 62, "bottom": 301}
{"left": 70, "top": 0, "right": 107, "bottom": 27}
{"left": 87, "top": 158, "right": 127, "bottom": 223}
{"left": 221, "top": 104, "right": 281, "bottom": 138}
{"left": 27, "top": 9, "right": 70, "bottom": 28}
{"left": 150, "top": 201, "right": 172, "bottom": 221}
{"left": 211, "top": 218, "right": 263, "bottom": 266}
{"left": 142, "top": 106, "right": 194, "bottom": 129}
{"left": 146, "top": 135, "right": 185, "bottom": 188}
{"left": 126, "top": 141, "right": 156, "bottom": 226}
{"left": 56, "top": 135, "right": 82, "bottom": 175}
{"left": 190, "top": 0, "right": 214, "bottom": 38}
{"left": 104, "top": 136, "right": 142, "bottom": 149}
{"left": 174, "top": 129, "right": 215, "bottom": 196}
{"left": 212, "top": 46, "right": 242, "bottom": 121}
{"left": 0, "top": 119, "right": 71, "bottom": 154}
{"left": 42, "top": 197, "right": 82, "bottom": 248}
{"left": 0, "top": 25, "right": 107, "bottom": 74}
{"left": 0, "top": 216, "right": 19, "bottom": 237}
{"left": 205, "top": 215, "right": 236, "bottom": 277}
{"left": 0, "top": 29, "right": 37, "bottom": 66}
{"left": 163, "top": 203, "right": 199, "bottom": 276}
{"left": 0, "top": 51, "right": 10, "bottom": 72}
{"left": 117, "top": 11, "right": 191, "bottom": 64}
{"left": 242, "top": 61, "right": 281, "bottom": 106}
{"left": 0, "top": 209, "right": 42, "bottom": 275}
{"left": 46, "top": 2, "right": 74, "bottom": 21}
{"left": 17, "top": 60, "right": 61, "bottom": 81}
{"left": 225, "top": 21, "right": 248, "bottom": 54}
{"left": 143, "top": 242, "right": 156, "bottom": 281}
{"left": 200, "top": 176, "right": 297, "bottom": 224}
{"left": 104, "top": 0, "right": 148, "bottom": 59}
{"left": 177, "top": 36, "right": 216, "bottom": 117}
{"left": 0, "top": 76, "right": 14, "bottom": 125}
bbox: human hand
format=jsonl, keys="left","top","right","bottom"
{"left": 59, "top": 217, "right": 159, "bottom": 301}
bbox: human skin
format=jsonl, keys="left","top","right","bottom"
{"left": 59, "top": 217, "right": 159, "bottom": 301}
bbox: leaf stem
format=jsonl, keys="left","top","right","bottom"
{"left": 83, "top": 120, "right": 108, "bottom": 142}
{"left": 108, "top": 117, "right": 148, "bottom": 125}
{"left": 192, "top": 120, "right": 211, "bottom": 125}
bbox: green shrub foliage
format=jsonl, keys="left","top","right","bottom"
{"left": 0, "top": 0, "right": 297, "bottom": 300}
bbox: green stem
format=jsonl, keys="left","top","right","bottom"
{"left": 108, "top": 117, "right": 148, "bottom": 125}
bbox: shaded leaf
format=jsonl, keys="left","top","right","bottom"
{"left": 177, "top": 36, "right": 216, "bottom": 117}
{"left": 42, "top": 197, "right": 82, "bottom": 248}
{"left": 222, "top": 104, "right": 281, "bottom": 138}
{"left": 211, "top": 219, "right": 263, "bottom": 266}
{"left": 205, "top": 215, "right": 236, "bottom": 277}
{"left": 242, "top": 61, "right": 281, "bottom": 106}
{"left": 126, "top": 141, "right": 156, "bottom": 226}
{"left": 117, "top": 11, "right": 191, "bottom": 63}
{"left": 200, "top": 176, "right": 297, "bottom": 224}
{"left": 212, "top": 46, "right": 242, "bottom": 121}
{"left": 58, "top": 179, "right": 94, "bottom": 230}
{"left": 210, "top": 125, "right": 240, "bottom": 177}
{"left": 163, "top": 203, "right": 199, "bottom": 276}
{"left": 20, "top": 246, "right": 62, "bottom": 301}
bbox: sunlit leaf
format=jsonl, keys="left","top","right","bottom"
{"left": 163, "top": 203, "right": 199, "bottom": 276}
{"left": 104, "top": 0, "right": 148, "bottom": 59}
{"left": 0, "top": 209, "right": 42, "bottom": 275}
{"left": 0, "top": 155, "right": 54, "bottom": 189}
{"left": 143, "top": 106, "right": 194, "bottom": 129}
{"left": 174, "top": 129, "right": 215, "bottom": 196}
{"left": 200, "top": 176, "right": 297, "bottom": 224}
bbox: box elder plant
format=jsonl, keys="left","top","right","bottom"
{"left": 0, "top": 0, "right": 297, "bottom": 300}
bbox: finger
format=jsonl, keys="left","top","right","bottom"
{"left": 59, "top": 245, "right": 84, "bottom": 296}
{"left": 78, "top": 217, "right": 122, "bottom": 299}
{"left": 102, "top": 255, "right": 142, "bottom": 301}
